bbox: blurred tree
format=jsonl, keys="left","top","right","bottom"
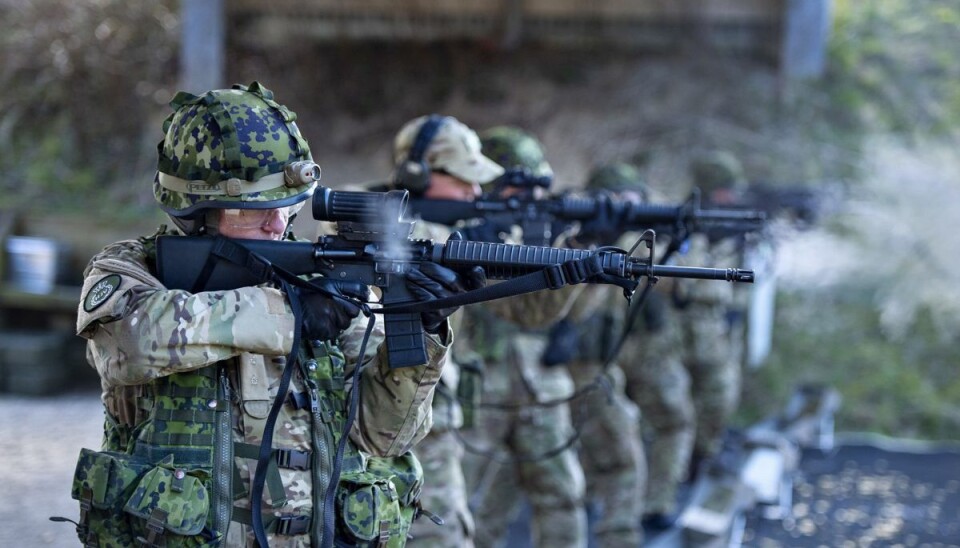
{"left": 0, "top": 0, "right": 178, "bottom": 214}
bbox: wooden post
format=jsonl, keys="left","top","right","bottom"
{"left": 181, "top": 0, "right": 226, "bottom": 93}
{"left": 781, "top": 0, "right": 833, "bottom": 79}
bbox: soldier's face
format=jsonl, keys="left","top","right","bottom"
{"left": 425, "top": 172, "right": 480, "bottom": 201}
{"left": 217, "top": 208, "right": 288, "bottom": 240}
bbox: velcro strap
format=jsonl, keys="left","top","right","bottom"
{"left": 378, "top": 520, "right": 391, "bottom": 547}
{"left": 153, "top": 407, "right": 219, "bottom": 423}
{"left": 149, "top": 433, "right": 214, "bottom": 446}
{"left": 78, "top": 487, "right": 93, "bottom": 540}
{"left": 136, "top": 508, "right": 168, "bottom": 548}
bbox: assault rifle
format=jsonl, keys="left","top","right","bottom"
{"left": 407, "top": 190, "right": 766, "bottom": 246}
{"left": 156, "top": 186, "right": 754, "bottom": 369}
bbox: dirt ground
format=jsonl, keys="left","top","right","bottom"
{"left": 0, "top": 391, "right": 103, "bottom": 547}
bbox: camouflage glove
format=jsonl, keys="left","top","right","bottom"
{"left": 299, "top": 280, "right": 368, "bottom": 341}
{"left": 405, "top": 262, "right": 486, "bottom": 334}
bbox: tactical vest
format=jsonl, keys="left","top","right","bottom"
{"left": 70, "top": 236, "right": 422, "bottom": 547}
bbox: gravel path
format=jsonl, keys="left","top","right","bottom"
{"left": 0, "top": 391, "right": 103, "bottom": 547}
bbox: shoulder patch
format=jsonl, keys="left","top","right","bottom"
{"left": 84, "top": 274, "right": 122, "bottom": 312}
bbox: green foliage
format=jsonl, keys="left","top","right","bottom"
{"left": 824, "top": 0, "right": 960, "bottom": 136}
{"left": 738, "top": 289, "right": 960, "bottom": 440}
{"left": 0, "top": 0, "right": 179, "bottom": 215}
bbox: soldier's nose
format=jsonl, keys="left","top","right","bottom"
{"left": 263, "top": 210, "right": 287, "bottom": 237}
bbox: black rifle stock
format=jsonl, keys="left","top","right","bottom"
{"left": 156, "top": 186, "right": 754, "bottom": 368}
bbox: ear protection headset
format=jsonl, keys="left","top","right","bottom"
{"left": 394, "top": 114, "right": 448, "bottom": 194}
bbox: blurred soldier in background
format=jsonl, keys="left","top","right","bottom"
{"left": 72, "top": 83, "right": 468, "bottom": 547}
{"left": 560, "top": 163, "right": 649, "bottom": 547}
{"left": 462, "top": 126, "right": 588, "bottom": 548}
{"left": 684, "top": 151, "right": 749, "bottom": 466}
{"left": 390, "top": 114, "right": 504, "bottom": 548}
{"left": 622, "top": 150, "right": 748, "bottom": 531}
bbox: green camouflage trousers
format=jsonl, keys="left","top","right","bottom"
{"left": 465, "top": 402, "right": 587, "bottom": 548}
{"left": 683, "top": 304, "right": 742, "bottom": 459}
{"left": 407, "top": 429, "right": 474, "bottom": 548}
{"left": 622, "top": 302, "right": 741, "bottom": 515}
{"left": 569, "top": 363, "right": 646, "bottom": 548}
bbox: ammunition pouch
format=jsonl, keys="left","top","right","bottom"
{"left": 335, "top": 453, "right": 423, "bottom": 548}
{"left": 71, "top": 450, "right": 216, "bottom": 547}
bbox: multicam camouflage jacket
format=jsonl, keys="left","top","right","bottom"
{"left": 71, "top": 231, "right": 450, "bottom": 547}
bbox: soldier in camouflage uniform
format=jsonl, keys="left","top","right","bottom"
{"left": 563, "top": 163, "right": 650, "bottom": 547}
{"left": 620, "top": 151, "right": 746, "bottom": 530}
{"left": 389, "top": 115, "right": 504, "bottom": 548}
{"left": 462, "top": 127, "right": 588, "bottom": 548}
{"left": 70, "top": 83, "right": 477, "bottom": 547}
{"left": 683, "top": 151, "right": 749, "bottom": 462}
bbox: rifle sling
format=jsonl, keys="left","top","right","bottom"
{"left": 376, "top": 253, "right": 610, "bottom": 315}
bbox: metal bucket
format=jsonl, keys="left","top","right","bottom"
{"left": 4, "top": 236, "right": 62, "bottom": 294}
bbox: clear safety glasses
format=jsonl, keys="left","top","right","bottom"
{"left": 220, "top": 207, "right": 291, "bottom": 230}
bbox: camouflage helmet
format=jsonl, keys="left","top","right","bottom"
{"left": 586, "top": 162, "right": 650, "bottom": 200}
{"left": 689, "top": 150, "right": 747, "bottom": 194}
{"left": 479, "top": 126, "right": 553, "bottom": 178}
{"left": 154, "top": 81, "right": 318, "bottom": 219}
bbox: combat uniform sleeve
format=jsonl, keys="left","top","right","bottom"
{"left": 77, "top": 239, "right": 295, "bottom": 388}
{"left": 346, "top": 315, "right": 453, "bottom": 457}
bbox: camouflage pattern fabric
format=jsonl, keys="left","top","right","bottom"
{"left": 584, "top": 162, "right": 649, "bottom": 197}
{"left": 154, "top": 82, "right": 315, "bottom": 216}
{"left": 620, "top": 232, "right": 743, "bottom": 516}
{"left": 459, "top": 318, "right": 587, "bottom": 547}
{"left": 467, "top": 397, "right": 586, "bottom": 548}
{"left": 688, "top": 150, "right": 748, "bottom": 194}
{"left": 407, "top": 430, "right": 475, "bottom": 548}
{"left": 478, "top": 127, "right": 553, "bottom": 178}
{"left": 75, "top": 232, "right": 450, "bottom": 547}
{"left": 683, "top": 235, "right": 744, "bottom": 459}
{"left": 620, "top": 298, "right": 694, "bottom": 516}
{"left": 564, "top": 284, "right": 646, "bottom": 547}
{"left": 451, "top": 212, "right": 587, "bottom": 547}
{"left": 406, "top": 219, "right": 476, "bottom": 548}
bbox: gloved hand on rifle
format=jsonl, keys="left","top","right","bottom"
{"left": 299, "top": 279, "right": 369, "bottom": 342}
{"left": 405, "top": 261, "right": 486, "bottom": 335}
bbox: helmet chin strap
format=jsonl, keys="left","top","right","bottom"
{"left": 167, "top": 211, "right": 217, "bottom": 236}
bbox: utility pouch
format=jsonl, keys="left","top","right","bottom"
{"left": 123, "top": 460, "right": 213, "bottom": 546}
{"left": 71, "top": 448, "right": 218, "bottom": 547}
{"left": 336, "top": 453, "right": 422, "bottom": 547}
{"left": 71, "top": 448, "right": 153, "bottom": 546}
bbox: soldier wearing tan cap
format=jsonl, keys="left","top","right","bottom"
{"left": 393, "top": 115, "right": 503, "bottom": 548}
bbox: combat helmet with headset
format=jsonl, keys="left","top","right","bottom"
{"left": 153, "top": 81, "right": 321, "bottom": 235}
{"left": 392, "top": 114, "right": 504, "bottom": 194}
